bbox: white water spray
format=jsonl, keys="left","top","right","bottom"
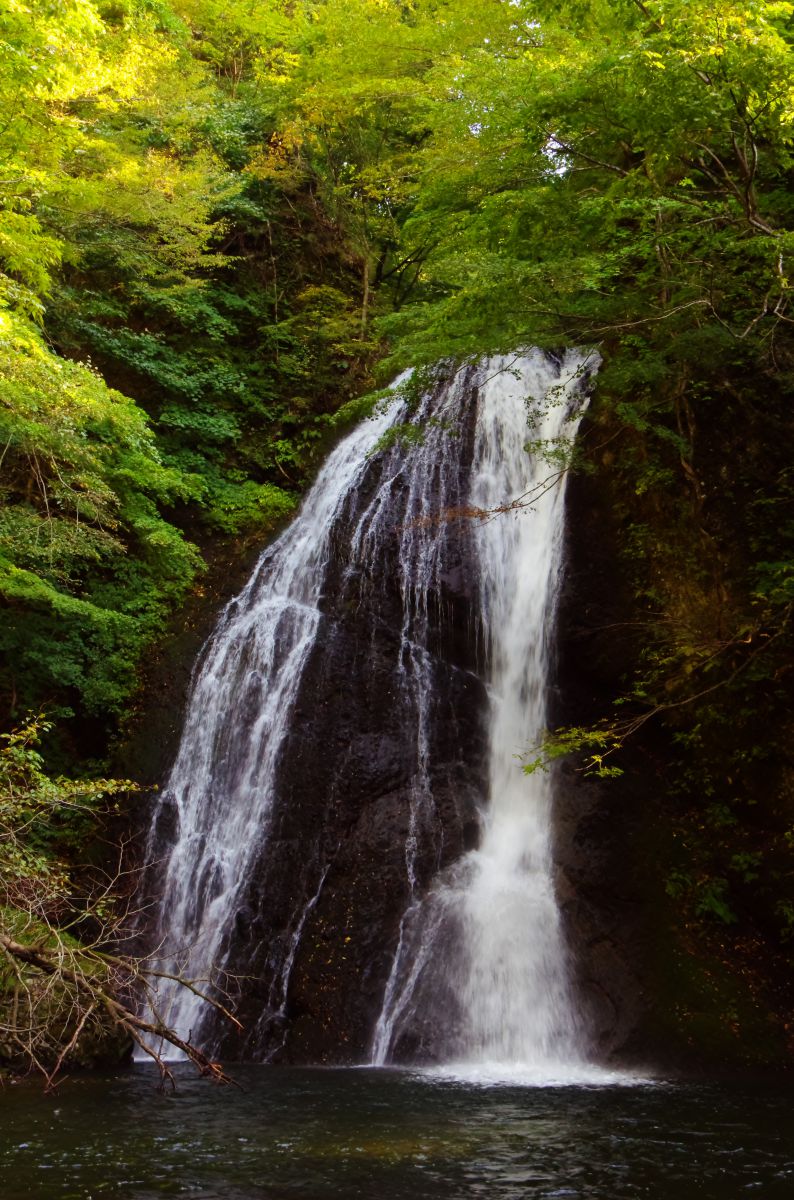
{"left": 137, "top": 398, "right": 405, "bottom": 1053}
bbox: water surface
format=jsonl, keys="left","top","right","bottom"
{"left": 2, "top": 1065, "right": 792, "bottom": 1199}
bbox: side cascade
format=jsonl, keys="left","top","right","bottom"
{"left": 137, "top": 393, "right": 404, "bottom": 1053}
{"left": 138, "top": 350, "right": 601, "bottom": 1078}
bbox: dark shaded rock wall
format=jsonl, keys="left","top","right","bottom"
{"left": 127, "top": 384, "right": 652, "bottom": 1069}
{"left": 551, "top": 443, "right": 652, "bottom": 1065}
{"left": 126, "top": 385, "right": 792, "bottom": 1074}
{"left": 552, "top": 413, "right": 793, "bottom": 1075}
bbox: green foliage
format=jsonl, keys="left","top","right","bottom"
{"left": 0, "top": 713, "right": 135, "bottom": 920}
{"left": 668, "top": 872, "right": 737, "bottom": 926}
{"left": 0, "top": 309, "right": 201, "bottom": 719}
{"left": 250, "top": 0, "right": 789, "bottom": 956}
{"left": 523, "top": 724, "right": 625, "bottom": 779}
{"left": 0, "top": 0, "right": 379, "bottom": 739}
{"left": 1, "top": 1, "right": 793, "bottom": 979}
{"left": 204, "top": 478, "right": 296, "bottom": 535}
{"left": 0, "top": 0, "right": 792, "bottom": 1066}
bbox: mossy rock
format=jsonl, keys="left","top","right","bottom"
{"left": 0, "top": 908, "right": 133, "bottom": 1073}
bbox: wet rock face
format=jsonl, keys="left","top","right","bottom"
{"left": 553, "top": 765, "right": 649, "bottom": 1063}
{"left": 552, "top": 439, "right": 794, "bottom": 1076}
{"left": 134, "top": 380, "right": 790, "bottom": 1074}
{"left": 215, "top": 397, "right": 490, "bottom": 1063}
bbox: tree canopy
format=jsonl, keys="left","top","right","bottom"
{"left": 4, "top": 0, "right": 792, "bottom": 729}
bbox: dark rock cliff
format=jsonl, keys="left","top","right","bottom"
{"left": 123, "top": 389, "right": 792, "bottom": 1075}
{"left": 553, "top": 408, "right": 793, "bottom": 1076}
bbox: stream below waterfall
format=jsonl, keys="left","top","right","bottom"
{"left": 2, "top": 1065, "right": 793, "bottom": 1199}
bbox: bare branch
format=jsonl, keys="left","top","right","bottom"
{"left": 0, "top": 931, "right": 241, "bottom": 1089}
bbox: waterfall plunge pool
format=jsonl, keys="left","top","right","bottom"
{"left": 2, "top": 1065, "right": 792, "bottom": 1199}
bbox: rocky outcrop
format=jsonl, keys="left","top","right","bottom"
{"left": 134, "top": 359, "right": 653, "bottom": 1069}
{"left": 130, "top": 370, "right": 792, "bottom": 1075}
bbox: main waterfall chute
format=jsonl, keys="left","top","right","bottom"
{"left": 139, "top": 350, "right": 597, "bottom": 1075}
{"left": 372, "top": 353, "right": 592, "bottom": 1078}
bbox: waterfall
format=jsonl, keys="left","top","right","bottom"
{"left": 139, "top": 349, "right": 597, "bottom": 1074}
{"left": 371, "top": 353, "right": 593, "bottom": 1079}
{"left": 137, "top": 396, "right": 406, "bottom": 1052}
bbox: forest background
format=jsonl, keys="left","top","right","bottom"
{"left": 1, "top": 0, "right": 794, "bottom": 1074}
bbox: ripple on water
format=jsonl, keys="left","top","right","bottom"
{"left": 1, "top": 1065, "right": 793, "bottom": 1200}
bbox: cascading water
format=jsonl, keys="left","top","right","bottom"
{"left": 139, "top": 349, "right": 599, "bottom": 1076}
{"left": 138, "top": 397, "right": 405, "bottom": 1052}
{"left": 371, "top": 355, "right": 592, "bottom": 1079}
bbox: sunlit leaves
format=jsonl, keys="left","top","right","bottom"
{"left": 0, "top": 306, "right": 201, "bottom": 717}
